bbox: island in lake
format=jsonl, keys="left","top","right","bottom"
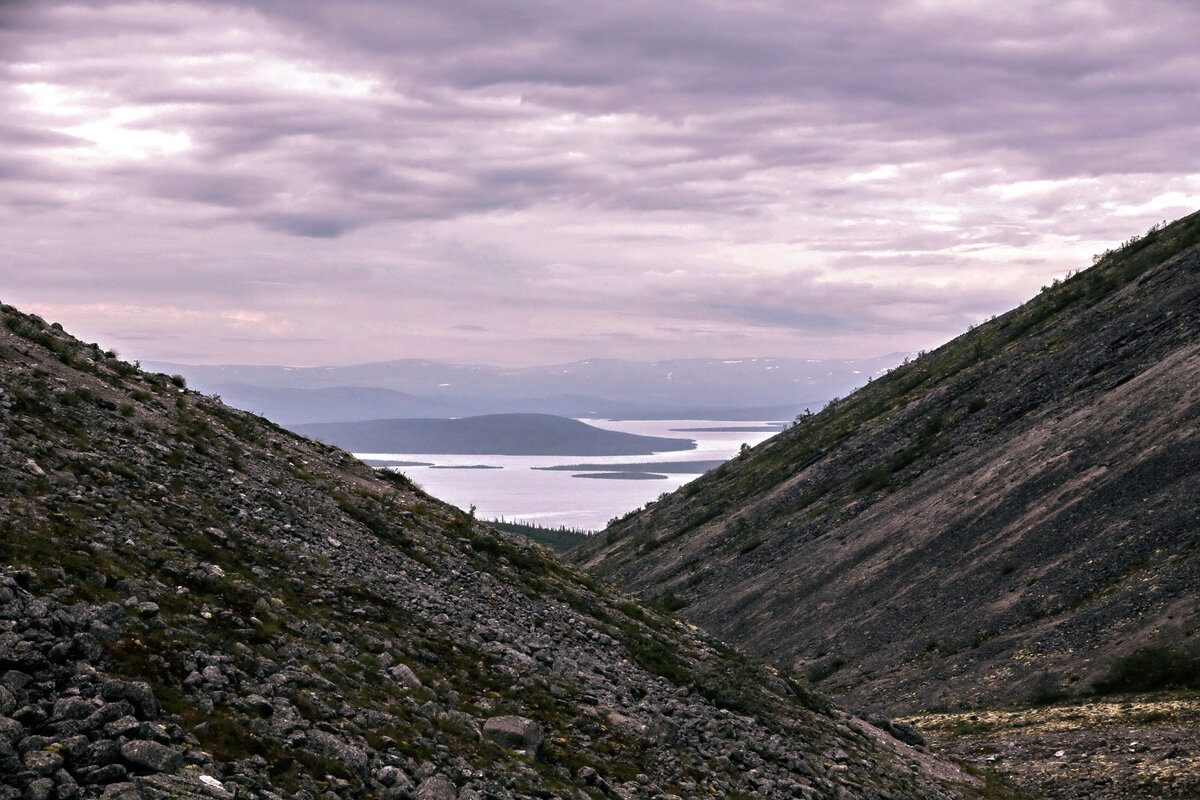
{"left": 533, "top": 459, "right": 724, "bottom": 474}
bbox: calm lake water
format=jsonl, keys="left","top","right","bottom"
{"left": 354, "top": 419, "right": 782, "bottom": 531}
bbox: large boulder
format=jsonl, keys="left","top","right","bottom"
{"left": 482, "top": 715, "right": 543, "bottom": 754}
{"left": 389, "top": 663, "right": 422, "bottom": 688}
{"left": 119, "top": 740, "right": 184, "bottom": 773}
{"left": 414, "top": 776, "right": 457, "bottom": 800}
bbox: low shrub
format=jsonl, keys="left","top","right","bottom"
{"left": 1094, "top": 647, "right": 1200, "bottom": 694}
{"left": 805, "top": 657, "right": 844, "bottom": 684}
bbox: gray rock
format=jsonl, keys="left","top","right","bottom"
{"left": 80, "top": 739, "right": 122, "bottom": 767}
{"left": 888, "top": 720, "right": 927, "bottom": 748}
{"left": 24, "top": 778, "right": 54, "bottom": 800}
{"left": 105, "top": 715, "right": 142, "bottom": 738}
{"left": 79, "top": 764, "right": 129, "bottom": 785}
{"left": 864, "top": 713, "right": 927, "bottom": 748}
{"left": 374, "top": 765, "right": 412, "bottom": 789}
{"left": 55, "top": 772, "right": 82, "bottom": 800}
{"left": 56, "top": 735, "right": 89, "bottom": 763}
{"left": 100, "top": 680, "right": 158, "bottom": 719}
{"left": 119, "top": 740, "right": 184, "bottom": 774}
{"left": 413, "top": 776, "right": 457, "bottom": 800}
{"left": 70, "top": 632, "right": 103, "bottom": 662}
{"left": 23, "top": 748, "right": 64, "bottom": 776}
{"left": 51, "top": 696, "right": 95, "bottom": 722}
{"left": 388, "top": 664, "right": 422, "bottom": 688}
{"left": 100, "top": 783, "right": 142, "bottom": 800}
{"left": 302, "top": 729, "right": 369, "bottom": 778}
{"left": 482, "top": 715, "right": 543, "bottom": 754}
{"left": 0, "top": 739, "right": 20, "bottom": 774}
{"left": 134, "top": 772, "right": 231, "bottom": 799}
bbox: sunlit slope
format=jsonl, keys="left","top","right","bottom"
{"left": 573, "top": 211, "right": 1200, "bottom": 712}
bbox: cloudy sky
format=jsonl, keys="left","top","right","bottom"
{"left": 2, "top": 0, "right": 1198, "bottom": 367}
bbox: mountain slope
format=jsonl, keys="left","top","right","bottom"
{"left": 0, "top": 304, "right": 984, "bottom": 800}
{"left": 572, "top": 211, "right": 1200, "bottom": 714}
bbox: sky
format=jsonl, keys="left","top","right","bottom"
{"left": 2, "top": 0, "right": 1199, "bottom": 367}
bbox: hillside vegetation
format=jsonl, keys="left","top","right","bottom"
{"left": 573, "top": 210, "right": 1200, "bottom": 716}
{"left": 0, "top": 305, "right": 988, "bottom": 800}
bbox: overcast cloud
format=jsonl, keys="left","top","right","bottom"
{"left": 2, "top": 0, "right": 1198, "bottom": 365}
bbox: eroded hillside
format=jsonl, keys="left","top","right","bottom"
{"left": 0, "top": 306, "right": 988, "bottom": 800}
{"left": 573, "top": 212, "right": 1200, "bottom": 716}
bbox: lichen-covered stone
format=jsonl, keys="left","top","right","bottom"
{"left": 413, "top": 775, "right": 457, "bottom": 800}
{"left": 119, "top": 740, "right": 183, "bottom": 774}
{"left": 482, "top": 716, "right": 543, "bottom": 754}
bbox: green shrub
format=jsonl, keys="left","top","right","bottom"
{"left": 622, "top": 629, "right": 691, "bottom": 685}
{"left": 851, "top": 464, "right": 892, "bottom": 493}
{"left": 805, "top": 657, "right": 844, "bottom": 684}
{"left": 1094, "top": 647, "right": 1200, "bottom": 694}
{"left": 652, "top": 590, "right": 689, "bottom": 613}
{"left": 1027, "top": 669, "right": 1066, "bottom": 705}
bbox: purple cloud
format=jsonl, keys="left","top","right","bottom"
{"left": 1, "top": 0, "right": 1197, "bottom": 366}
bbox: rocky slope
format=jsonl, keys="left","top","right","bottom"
{"left": 0, "top": 306, "right": 987, "bottom": 800}
{"left": 572, "top": 211, "right": 1200, "bottom": 715}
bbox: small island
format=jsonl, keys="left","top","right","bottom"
{"left": 572, "top": 471, "right": 669, "bottom": 480}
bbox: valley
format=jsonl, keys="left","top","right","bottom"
{"left": 0, "top": 303, "right": 987, "bottom": 800}
{"left": 5, "top": 214, "right": 1200, "bottom": 800}
{"left": 10, "top": 5, "right": 1197, "bottom": 800}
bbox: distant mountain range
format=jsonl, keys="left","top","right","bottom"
{"left": 295, "top": 413, "right": 697, "bottom": 456}
{"left": 145, "top": 355, "right": 905, "bottom": 424}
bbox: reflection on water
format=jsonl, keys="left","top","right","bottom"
{"left": 355, "top": 419, "right": 782, "bottom": 532}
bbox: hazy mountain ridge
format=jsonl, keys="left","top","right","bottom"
{"left": 573, "top": 211, "right": 1200, "bottom": 718}
{"left": 146, "top": 357, "right": 902, "bottom": 424}
{"left": 293, "top": 414, "right": 697, "bottom": 456}
{"left": 0, "top": 304, "right": 986, "bottom": 800}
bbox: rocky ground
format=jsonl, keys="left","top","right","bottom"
{"left": 0, "top": 303, "right": 989, "bottom": 800}
{"left": 903, "top": 695, "right": 1200, "bottom": 799}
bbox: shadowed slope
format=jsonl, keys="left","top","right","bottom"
{"left": 573, "top": 211, "right": 1200, "bottom": 714}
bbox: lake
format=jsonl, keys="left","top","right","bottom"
{"left": 354, "top": 419, "right": 782, "bottom": 531}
